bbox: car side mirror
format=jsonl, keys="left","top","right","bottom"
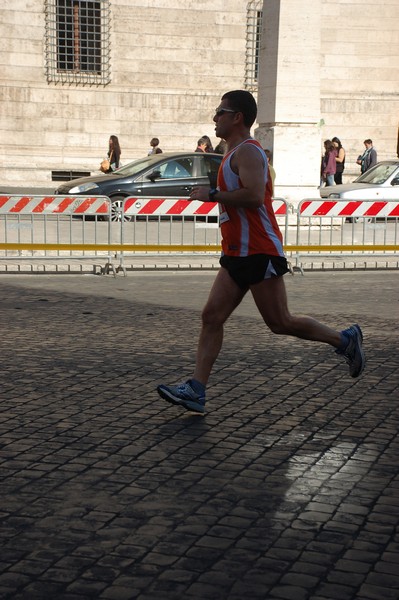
{"left": 391, "top": 177, "right": 399, "bottom": 186}
{"left": 147, "top": 170, "right": 161, "bottom": 182}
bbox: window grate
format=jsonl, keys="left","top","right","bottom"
{"left": 245, "top": 0, "right": 263, "bottom": 92}
{"left": 45, "top": 0, "right": 111, "bottom": 85}
{"left": 51, "top": 170, "right": 91, "bottom": 181}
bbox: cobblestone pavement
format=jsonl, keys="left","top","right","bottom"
{"left": 0, "top": 271, "right": 398, "bottom": 600}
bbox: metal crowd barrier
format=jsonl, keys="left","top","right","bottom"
{"left": 288, "top": 198, "right": 399, "bottom": 272}
{"left": 0, "top": 194, "right": 398, "bottom": 275}
{"left": 0, "top": 195, "right": 115, "bottom": 274}
{"left": 113, "top": 196, "right": 290, "bottom": 274}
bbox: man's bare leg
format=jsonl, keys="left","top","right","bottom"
{"left": 157, "top": 271, "right": 364, "bottom": 411}
{"left": 250, "top": 275, "right": 342, "bottom": 346}
{"left": 250, "top": 274, "right": 365, "bottom": 377}
{"left": 193, "top": 267, "right": 247, "bottom": 385}
{"left": 157, "top": 268, "right": 246, "bottom": 412}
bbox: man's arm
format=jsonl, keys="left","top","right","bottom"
{"left": 190, "top": 144, "right": 266, "bottom": 208}
{"left": 326, "top": 152, "right": 336, "bottom": 175}
{"left": 336, "top": 148, "right": 345, "bottom": 164}
{"left": 370, "top": 148, "right": 377, "bottom": 168}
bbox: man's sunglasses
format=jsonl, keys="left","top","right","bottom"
{"left": 214, "top": 108, "right": 237, "bottom": 117}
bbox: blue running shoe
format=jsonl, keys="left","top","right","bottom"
{"left": 157, "top": 381, "right": 206, "bottom": 414}
{"left": 336, "top": 324, "right": 365, "bottom": 378}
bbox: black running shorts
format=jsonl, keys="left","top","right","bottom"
{"left": 220, "top": 254, "right": 290, "bottom": 290}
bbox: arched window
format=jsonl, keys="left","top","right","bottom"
{"left": 245, "top": 0, "right": 263, "bottom": 91}
{"left": 45, "top": 0, "right": 111, "bottom": 85}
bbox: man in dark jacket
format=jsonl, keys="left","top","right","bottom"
{"left": 357, "top": 139, "right": 377, "bottom": 173}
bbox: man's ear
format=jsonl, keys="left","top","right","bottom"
{"left": 233, "top": 111, "right": 243, "bottom": 125}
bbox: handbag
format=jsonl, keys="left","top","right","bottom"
{"left": 100, "top": 150, "right": 113, "bottom": 173}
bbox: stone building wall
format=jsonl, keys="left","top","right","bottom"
{"left": 319, "top": 0, "right": 399, "bottom": 177}
{"left": 0, "top": 0, "right": 398, "bottom": 193}
{"left": 0, "top": 0, "right": 247, "bottom": 186}
{"left": 256, "top": 0, "right": 399, "bottom": 201}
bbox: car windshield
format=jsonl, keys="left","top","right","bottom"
{"left": 112, "top": 156, "right": 163, "bottom": 176}
{"left": 354, "top": 163, "right": 398, "bottom": 185}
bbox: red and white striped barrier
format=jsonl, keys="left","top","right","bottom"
{"left": 299, "top": 199, "right": 399, "bottom": 218}
{"left": 123, "top": 197, "right": 288, "bottom": 216}
{"left": 0, "top": 195, "right": 110, "bottom": 215}
{"left": 124, "top": 197, "right": 218, "bottom": 216}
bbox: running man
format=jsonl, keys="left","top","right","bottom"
{"left": 157, "top": 90, "right": 365, "bottom": 414}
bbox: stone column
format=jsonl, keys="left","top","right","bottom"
{"left": 255, "top": 0, "right": 322, "bottom": 205}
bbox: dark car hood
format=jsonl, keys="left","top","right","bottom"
{"left": 56, "top": 172, "right": 124, "bottom": 193}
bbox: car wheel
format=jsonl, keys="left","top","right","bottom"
{"left": 110, "top": 196, "right": 132, "bottom": 222}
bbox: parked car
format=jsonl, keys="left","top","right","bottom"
{"left": 319, "top": 160, "right": 399, "bottom": 222}
{"left": 320, "top": 160, "right": 399, "bottom": 200}
{"left": 55, "top": 152, "right": 222, "bottom": 220}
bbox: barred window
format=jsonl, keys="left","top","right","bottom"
{"left": 245, "top": 0, "right": 263, "bottom": 91}
{"left": 45, "top": 0, "right": 111, "bottom": 85}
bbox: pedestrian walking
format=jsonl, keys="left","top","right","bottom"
{"left": 320, "top": 139, "right": 336, "bottom": 186}
{"left": 100, "top": 135, "right": 121, "bottom": 173}
{"left": 148, "top": 137, "right": 162, "bottom": 155}
{"left": 195, "top": 136, "right": 213, "bottom": 153}
{"left": 195, "top": 136, "right": 208, "bottom": 152}
{"left": 356, "top": 139, "right": 377, "bottom": 173}
{"left": 332, "top": 137, "right": 345, "bottom": 184}
{"left": 157, "top": 90, "right": 365, "bottom": 414}
{"left": 264, "top": 148, "right": 276, "bottom": 195}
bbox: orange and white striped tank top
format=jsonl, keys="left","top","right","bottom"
{"left": 218, "top": 139, "right": 284, "bottom": 258}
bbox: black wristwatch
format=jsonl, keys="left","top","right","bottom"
{"left": 208, "top": 188, "right": 219, "bottom": 202}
